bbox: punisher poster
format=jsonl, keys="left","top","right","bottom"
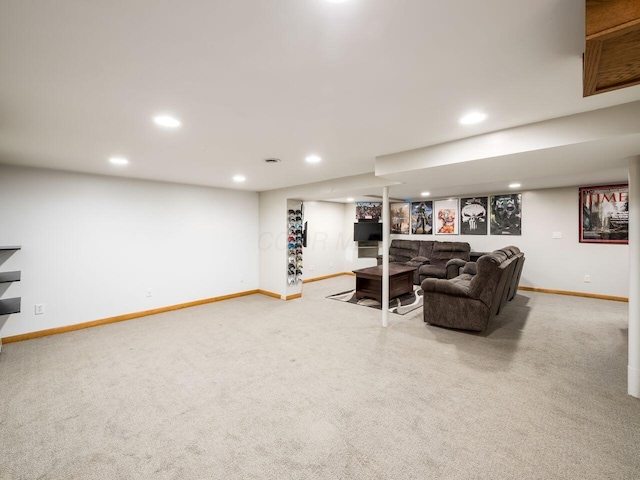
{"left": 460, "top": 197, "right": 488, "bottom": 235}
{"left": 411, "top": 201, "right": 432, "bottom": 234}
{"left": 434, "top": 199, "right": 459, "bottom": 235}
{"left": 390, "top": 202, "right": 410, "bottom": 234}
{"left": 490, "top": 193, "right": 522, "bottom": 235}
{"left": 579, "top": 184, "right": 628, "bottom": 244}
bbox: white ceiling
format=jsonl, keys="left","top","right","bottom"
{"left": 1, "top": 0, "right": 640, "bottom": 194}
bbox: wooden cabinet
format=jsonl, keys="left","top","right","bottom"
{"left": 584, "top": 0, "right": 640, "bottom": 96}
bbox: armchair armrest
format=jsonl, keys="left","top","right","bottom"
{"left": 421, "top": 277, "right": 438, "bottom": 292}
{"left": 462, "top": 261, "right": 477, "bottom": 276}
{"left": 445, "top": 258, "right": 468, "bottom": 279}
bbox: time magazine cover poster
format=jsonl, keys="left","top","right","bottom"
{"left": 579, "top": 184, "right": 628, "bottom": 244}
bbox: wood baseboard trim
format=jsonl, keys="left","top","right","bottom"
{"left": 285, "top": 293, "right": 302, "bottom": 301}
{"left": 257, "top": 289, "right": 281, "bottom": 299}
{"left": 518, "top": 286, "right": 628, "bottom": 303}
{"left": 302, "top": 272, "right": 353, "bottom": 284}
{"left": 1, "top": 289, "right": 261, "bottom": 345}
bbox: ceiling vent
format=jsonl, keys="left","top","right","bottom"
{"left": 264, "top": 158, "right": 281, "bottom": 164}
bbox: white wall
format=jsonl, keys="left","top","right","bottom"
{"left": 258, "top": 190, "right": 287, "bottom": 297}
{"left": 0, "top": 165, "right": 259, "bottom": 338}
{"left": 301, "top": 201, "right": 347, "bottom": 279}
{"left": 391, "top": 187, "right": 629, "bottom": 297}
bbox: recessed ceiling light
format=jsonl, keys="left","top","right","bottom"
{"left": 459, "top": 112, "right": 487, "bottom": 125}
{"left": 153, "top": 115, "right": 181, "bottom": 128}
{"left": 346, "top": 197, "right": 354, "bottom": 202}
{"left": 421, "top": 191, "right": 431, "bottom": 197}
{"left": 325, "top": 0, "right": 350, "bottom": 3}
{"left": 109, "top": 156, "right": 129, "bottom": 166}
{"left": 509, "top": 183, "right": 521, "bottom": 189}
{"left": 233, "top": 175, "right": 246, "bottom": 183}
{"left": 305, "top": 155, "right": 322, "bottom": 164}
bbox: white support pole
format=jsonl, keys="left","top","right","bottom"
{"left": 629, "top": 156, "right": 640, "bottom": 398}
{"left": 382, "top": 186, "right": 390, "bottom": 327}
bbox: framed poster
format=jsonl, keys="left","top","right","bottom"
{"left": 460, "top": 197, "right": 488, "bottom": 235}
{"left": 355, "top": 202, "right": 382, "bottom": 220}
{"left": 411, "top": 201, "right": 432, "bottom": 234}
{"left": 434, "top": 199, "right": 459, "bottom": 235}
{"left": 390, "top": 202, "right": 410, "bottom": 234}
{"left": 579, "top": 184, "right": 628, "bottom": 244}
{"left": 490, "top": 193, "right": 522, "bottom": 235}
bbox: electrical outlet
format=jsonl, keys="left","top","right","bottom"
{"left": 553, "top": 231, "right": 562, "bottom": 239}
{"left": 35, "top": 304, "right": 45, "bottom": 315}
{"left": 239, "top": 275, "right": 244, "bottom": 283}
{"left": 329, "top": 262, "right": 334, "bottom": 268}
{"left": 309, "top": 265, "right": 315, "bottom": 271}
{"left": 584, "top": 275, "right": 591, "bottom": 283}
{"left": 146, "top": 288, "right": 152, "bottom": 297}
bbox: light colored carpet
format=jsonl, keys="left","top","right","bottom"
{"left": 0, "top": 276, "right": 638, "bottom": 480}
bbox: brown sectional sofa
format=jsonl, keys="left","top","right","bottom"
{"left": 421, "top": 246, "right": 525, "bottom": 332}
{"left": 377, "top": 239, "right": 470, "bottom": 284}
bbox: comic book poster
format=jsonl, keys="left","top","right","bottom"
{"left": 490, "top": 193, "right": 522, "bottom": 235}
{"left": 460, "top": 197, "right": 488, "bottom": 235}
{"left": 579, "top": 184, "right": 628, "bottom": 244}
{"left": 390, "top": 202, "right": 410, "bottom": 234}
{"left": 355, "top": 202, "right": 382, "bottom": 220}
{"left": 434, "top": 199, "right": 459, "bottom": 235}
{"left": 411, "top": 201, "right": 432, "bottom": 234}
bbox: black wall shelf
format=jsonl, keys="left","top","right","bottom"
{"left": 0, "top": 271, "right": 21, "bottom": 283}
{"left": 0, "top": 245, "right": 22, "bottom": 316}
{"left": 0, "top": 298, "right": 21, "bottom": 316}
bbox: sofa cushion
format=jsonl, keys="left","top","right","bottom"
{"left": 435, "top": 279, "right": 469, "bottom": 297}
{"left": 390, "top": 240, "right": 420, "bottom": 253}
{"left": 417, "top": 241, "right": 436, "bottom": 258}
{"left": 446, "top": 273, "right": 473, "bottom": 294}
{"left": 429, "top": 241, "right": 471, "bottom": 265}
{"left": 419, "top": 264, "right": 447, "bottom": 279}
{"left": 388, "top": 239, "right": 420, "bottom": 263}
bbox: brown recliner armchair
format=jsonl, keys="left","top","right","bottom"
{"left": 421, "top": 247, "right": 524, "bottom": 332}
{"left": 417, "top": 241, "right": 471, "bottom": 282}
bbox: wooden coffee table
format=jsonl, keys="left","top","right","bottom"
{"left": 353, "top": 264, "right": 417, "bottom": 303}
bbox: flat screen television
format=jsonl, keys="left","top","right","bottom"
{"left": 354, "top": 222, "right": 382, "bottom": 241}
